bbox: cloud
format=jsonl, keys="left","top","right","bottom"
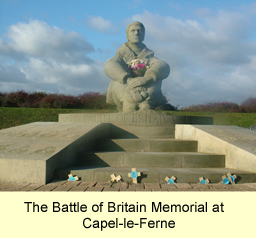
{"left": 1, "top": 8, "right": 256, "bottom": 108}
{"left": 86, "top": 16, "right": 118, "bottom": 34}
{"left": 127, "top": 10, "right": 256, "bottom": 107}
{"left": 23, "top": 58, "right": 109, "bottom": 93}
{"left": 4, "top": 20, "right": 95, "bottom": 64}
{"left": 0, "top": 20, "right": 109, "bottom": 95}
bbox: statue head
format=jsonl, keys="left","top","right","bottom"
{"left": 126, "top": 21, "right": 145, "bottom": 44}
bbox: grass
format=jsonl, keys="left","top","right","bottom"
{"left": 165, "top": 111, "right": 256, "bottom": 128}
{"left": 0, "top": 107, "right": 255, "bottom": 130}
{"left": 0, "top": 107, "right": 118, "bottom": 129}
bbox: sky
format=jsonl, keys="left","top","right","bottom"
{"left": 1, "top": 0, "right": 256, "bottom": 108}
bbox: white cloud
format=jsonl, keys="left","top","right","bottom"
{"left": 0, "top": 20, "right": 109, "bottom": 95}
{"left": 24, "top": 58, "right": 109, "bottom": 90}
{"left": 127, "top": 10, "right": 256, "bottom": 107}
{"left": 1, "top": 8, "right": 256, "bottom": 108}
{"left": 86, "top": 16, "right": 118, "bottom": 34}
{"left": 5, "top": 20, "right": 95, "bottom": 64}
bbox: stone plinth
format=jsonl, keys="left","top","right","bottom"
{"left": 58, "top": 112, "right": 213, "bottom": 125}
{"left": 58, "top": 112, "right": 174, "bottom": 125}
{"left": 58, "top": 112, "right": 213, "bottom": 139}
{"left": 59, "top": 112, "right": 175, "bottom": 138}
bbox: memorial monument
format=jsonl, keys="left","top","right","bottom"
{"left": 104, "top": 21, "right": 170, "bottom": 112}
{"left": 2, "top": 22, "right": 256, "bottom": 186}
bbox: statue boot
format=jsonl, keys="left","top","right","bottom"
{"left": 138, "top": 100, "right": 151, "bottom": 111}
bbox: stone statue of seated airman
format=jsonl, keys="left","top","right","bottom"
{"left": 104, "top": 21, "right": 170, "bottom": 112}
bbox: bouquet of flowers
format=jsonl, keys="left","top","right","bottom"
{"left": 128, "top": 57, "right": 149, "bottom": 77}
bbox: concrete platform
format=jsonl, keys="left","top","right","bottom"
{"left": 0, "top": 122, "right": 111, "bottom": 184}
{"left": 1, "top": 113, "right": 256, "bottom": 185}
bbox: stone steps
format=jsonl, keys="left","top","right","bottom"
{"left": 94, "top": 138, "right": 198, "bottom": 152}
{"left": 78, "top": 138, "right": 224, "bottom": 169}
{"left": 54, "top": 166, "right": 256, "bottom": 184}
{"left": 54, "top": 136, "right": 256, "bottom": 184}
{"left": 77, "top": 151, "right": 225, "bottom": 168}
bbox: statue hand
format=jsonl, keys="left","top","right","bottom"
{"left": 128, "top": 77, "right": 148, "bottom": 88}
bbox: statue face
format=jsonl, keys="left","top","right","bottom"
{"left": 127, "top": 24, "right": 145, "bottom": 44}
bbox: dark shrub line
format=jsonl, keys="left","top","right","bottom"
{"left": 0, "top": 91, "right": 116, "bottom": 109}
{"left": 182, "top": 98, "right": 256, "bottom": 113}
{"left": 0, "top": 90, "right": 178, "bottom": 111}
{"left": 0, "top": 90, "right": 255, "bottom": 112}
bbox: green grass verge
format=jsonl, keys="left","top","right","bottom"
{"left": 0, "top": 107, "right": 255, "bottom": 129}
{"left": 0, "top": 107, "right": 118, "bottom": 129}
{"left": 164, "top": 111, "right": 256, "bottom": 128}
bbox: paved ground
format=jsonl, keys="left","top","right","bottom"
{"left": 1, "top": 180, "right": 256, "bottom": 191}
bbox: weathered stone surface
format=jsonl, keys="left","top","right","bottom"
{"left": 94, "top": 138, "right": 198, "bottom": 152}
{"left": 2, "top": 181, "right": 256, "bottom": 191}
{"left": 0, "top": 182, "right": 28, "bottom": 191}
{"left": 59, "top": 112, "right": 176, "bottom": 138}
{"left": 190, "top": 184, "right": 210, "bottom": 191}
{"left": 176, "top": 125, "right": 256, "bottom": 173}
{"left": 77, "top": 151, "right": 225, "bottom": 168}
{"left": 1, "top": 113, "right": 255, "bottom": 186}
{"left": 54, "top": 166, "right": 255, "bottom": 184}
{"left": 69, "top": 182, "right": 95, "bottom": 192}
{"left": 58, "top": 112, "right": 213, "bottom": 139}
{"left": 35, "top": 181, "right": 67, "bottom": 191}
{"left": 104, "top": 21, "right": 170, "bottom": 112}
{"left": 59, "top": 112, "right": 174, "bottom": 125}
{"left": 174, "top": 183, "right": 193, "bottom": 190}
{"left": 0, "top": 122, "right": 111, "bottom": 184}
{"left": 144, "top": 183, "right": 160, "bottom": 190}
{"left": 52, "top": 181, "right": 81, "bottom": 191}
{"left": 160, "top": 184, "right": 178, "bottom": 191}
{"left": 18, "top": 183, "right": 45, "bottom": 191}
{"left": 85, "top": 187, "right": 104, "bottom": 192}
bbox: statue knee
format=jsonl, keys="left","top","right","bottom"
{"left": 123, "top": 100, "right": 137, "bottom": 112}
